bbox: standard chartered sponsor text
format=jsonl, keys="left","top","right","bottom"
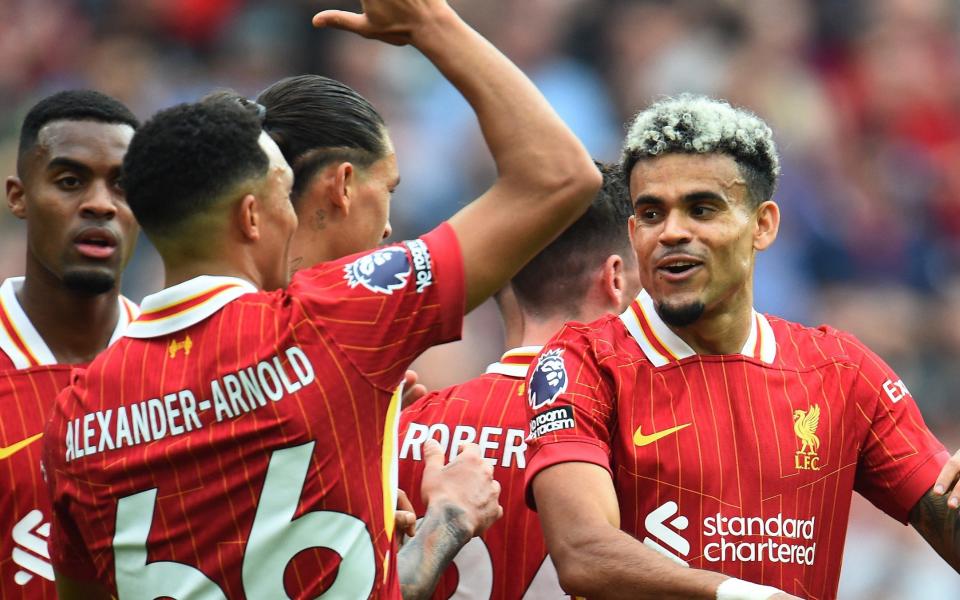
{"left": 702, "top": 513, "right": 816, "bottom": 566}
{"left": 64, "top": 346, "right": 315, "bottom": 462}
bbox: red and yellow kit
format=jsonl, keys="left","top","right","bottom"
{"left": 399, "top": 346, "right": 565, "bottom": 599}
{"left": 44, "top": 225, "right": 464, "bottom": 599}
{"left": 0, "top": 276, "right": 136, "bottom": 598}
{"left": 525, "top": 290, "right": 948, "bottom": 600}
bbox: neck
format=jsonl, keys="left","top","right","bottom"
{"left": 18, "top": 261, "right": 120, "bottom": 364}
{"left": 666, "top": 288, "right": 754, "bottom": 355}
{"left": 163, "top": 256, "right": 261, "bottom": 289}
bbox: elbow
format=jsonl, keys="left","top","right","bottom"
{"left": 522, "top": 152, "right": 603, "bottom": 216}
{"left": 550, "top": 534, "right": 607, "bottom": 597}
{"left": 555, "top": 559, "right": 596, "bottom": 597}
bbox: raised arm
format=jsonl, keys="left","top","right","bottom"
{"left": 533, "top": 462, "right": 798, "bottom": 600}
{"left": 314, "top": 0, "right": 600, "bottom": 311}
{"left": 909, "top": 450, "right": 960, "bottom": 572}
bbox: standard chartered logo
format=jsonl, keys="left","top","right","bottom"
{"left": 703, "top": 513, "right": 816, "bottom": 565}
{"left": 642, "top": 503, "right": 817, "bottom": 566}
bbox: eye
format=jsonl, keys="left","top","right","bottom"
{"left": 56, "top": 175, "right": 82, "bottom": 190}
{"left": 691, "top": 204, "right": 717, "bottom": 218}
{"left": 637, "top": 207, "right": 663, "bottom": 223}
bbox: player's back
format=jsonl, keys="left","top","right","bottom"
{"left": 525, "top": 290, "right": 948, "bottom": 599}
{"left": 399, "top": 347, "right": 564, "bottom": 599}
{"left": 45, "top": 228, "right": 465, "bottom": 599}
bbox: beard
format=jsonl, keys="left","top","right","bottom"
{"left": 63, "top": 269, "right": 116, "bottom": 295}
{"left": 656, "top": 299, "right": 705, "bottom": 327}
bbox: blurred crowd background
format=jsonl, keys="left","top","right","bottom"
{"left": 1, "top": 0, "right": 959, "bottom": 595}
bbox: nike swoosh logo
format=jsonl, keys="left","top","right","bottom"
{"left": 633, "top": 423, "right": 691, "bottom": 447}
{"left": 0, "top": 433, "right": 43, "bottom": 460}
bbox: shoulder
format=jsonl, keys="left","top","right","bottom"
{"left": 764, "top": 314, "right": 869, "bottom": 367}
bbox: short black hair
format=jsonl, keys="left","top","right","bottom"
{"left": 257, "top": 75, "right": 389, "bottom": 200}
{"left": 17, "top": 90, "right": 139, "bottom": 176}
{"left": 122, "top": 97, "right": 269, "bottom": 237}
{"left": 511, "top": 162, "right": 634, "bottom": 316}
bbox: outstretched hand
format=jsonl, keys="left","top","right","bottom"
{"left": 312, "top": 0, "right": 452, "bottom": 46}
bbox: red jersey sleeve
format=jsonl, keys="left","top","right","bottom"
{"left": 288, "top": 223, "right": 465, "bottom": 390}
{"left": 523, "top": 324, "right": 616, "bottom": 509}
{"left": 843, "top": 333, "right": 950, "bottom": 523}
{"left": 43, "top": 378, "right": 98, "bottom": 582}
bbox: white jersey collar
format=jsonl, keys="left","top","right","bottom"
{"left": 0, "top": 276, "right": 139, "bottom": 368}
{"left": 619, "top": 290, "right": 776, "bottom": 367}
{"left": 125, "top": 275, "right": 257, "bottom": 339}
{"left": 484, "top": 345, "right": 543, "bottom": 378}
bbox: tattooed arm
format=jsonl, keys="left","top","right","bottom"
{"left": 398, "top": 441, "right": 502, "bottom": 600}
{"left": 909, "top": 451, "right": 960, "bottom": 572}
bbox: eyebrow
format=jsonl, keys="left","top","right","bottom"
{"left": 46, "top": 157, "right": 92, "bottom": 174}
{"left": 633, "top": 190, "right": 729, "bottom": 208}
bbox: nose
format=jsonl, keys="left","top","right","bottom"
{"left": 382, "top": 221, "right": 393, "bottom": 241}
{"left": 79, "top": 181, "right": 118, "bottom": 220}
{"left": 658, "top": 210, "right": 692, "bottom": 246}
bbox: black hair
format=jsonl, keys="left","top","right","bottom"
{"left": 17, "top": 90, "right": 139, "bottom": 176}
{"left": 511, "top": 162, "right": 634, "bottom": 316}
{"left": 257, "top": 75, "right": 389, "bottom": 200}
{"left": 122, "top": 97, "right": 269, "bottom": 237}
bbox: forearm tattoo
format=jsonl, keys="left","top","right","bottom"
{"left": 397, "top": 504, "right": 472, "bottom": 600}
{"left": 910, "top": 488, "right": 960, "bottom": 572}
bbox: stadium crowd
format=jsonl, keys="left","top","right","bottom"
{"left": 1, "top": 0, "right": 959, "bottom": 595}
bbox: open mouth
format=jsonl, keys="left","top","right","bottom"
{"left": 655, "top": 255, "right": 704, "bottom": 280}
{"left": 662, "top": 262, "right": 699, "bottom": 274}
{"left": 74, "top": 228, "right": 118, "bottom": 259}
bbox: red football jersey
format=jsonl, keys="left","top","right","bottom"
{"left": 0, "top": 276, "right": 137, "bottom": 598}
{"left": 398, "top": 346, "right": 565, "bottom": 600}
{"left": 524, "top": 290, "right": 949, "bottom": 600}
{"left": 43, "top": 225, "right": 464, "bottom": 599}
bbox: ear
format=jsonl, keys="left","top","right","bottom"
{"left": 753, "top": 200, "right": 780, "bottom": 251}
{"left": 330, "top": 162, "right": 357, "bottom": 216}
{"left": 601, "top": 254, "right": 627, "bottom": 311}
{"left": 6, "top": 176, "right": 26, "bottom": 219}
{"left": 237, "top": 194, "right": 260, "bottom": 242}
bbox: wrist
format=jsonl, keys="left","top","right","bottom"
{"left": 716, "top": 577, "right": 782, "bottom": 600}
{"left": 408, "top": 4, "right": 465, "bottom": 53}
{"left": 424, "top": 499, "right": 475, "bottom": 542}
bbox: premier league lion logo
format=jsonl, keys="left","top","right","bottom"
{"left": 529, "top": 348, "right": 569, "bottom": 409}
{"left": 344, "top": 247, "right": 412, "bottom": 294}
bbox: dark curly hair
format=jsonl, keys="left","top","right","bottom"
{"left": 17, "top": 90, "right": 139, "bottom": 176}
{"left": 122, "top": 97, "right": 269, "bottom": 237}
{"left": 511, "top": 161, "right": 634, "bottom": 316}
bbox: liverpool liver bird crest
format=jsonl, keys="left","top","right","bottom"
{"left": 793, "top": 405, "right": 820, "bottom": 454}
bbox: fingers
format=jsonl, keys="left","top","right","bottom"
{"left": 422, "top": 438, "right": 445, "bottom": 474}
{"left": 933, "top": 452, "right": 960, "bottom": 509}
{"left": 396, "top": 510, "right": 417, "bottom": 538}
{"left": 312, "top": 10, "right": 369, "bottom": 33}
{"left": 397, "top": 488, "right": 414, "bottom": 513}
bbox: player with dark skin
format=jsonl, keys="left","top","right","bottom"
{"left": 5, "top": 93, "right": 139, "bottom": 364}
{"left": 0, "top": 91, "right": 139, "bottom": 598}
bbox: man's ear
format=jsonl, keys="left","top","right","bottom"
{"left": 753, "top": 200, "right": 780, "bottom": 251}
{"left": 237, "top": 194, "right": 260, "bottom": 242}
{"left": 330, "top": 162, "right": 357, "bottom": 216}
{"left": 601, "top": 254, "right": 627, "bottom": 311}
{"left": 6, "top": 176, "right": 26, "bottom": 219}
